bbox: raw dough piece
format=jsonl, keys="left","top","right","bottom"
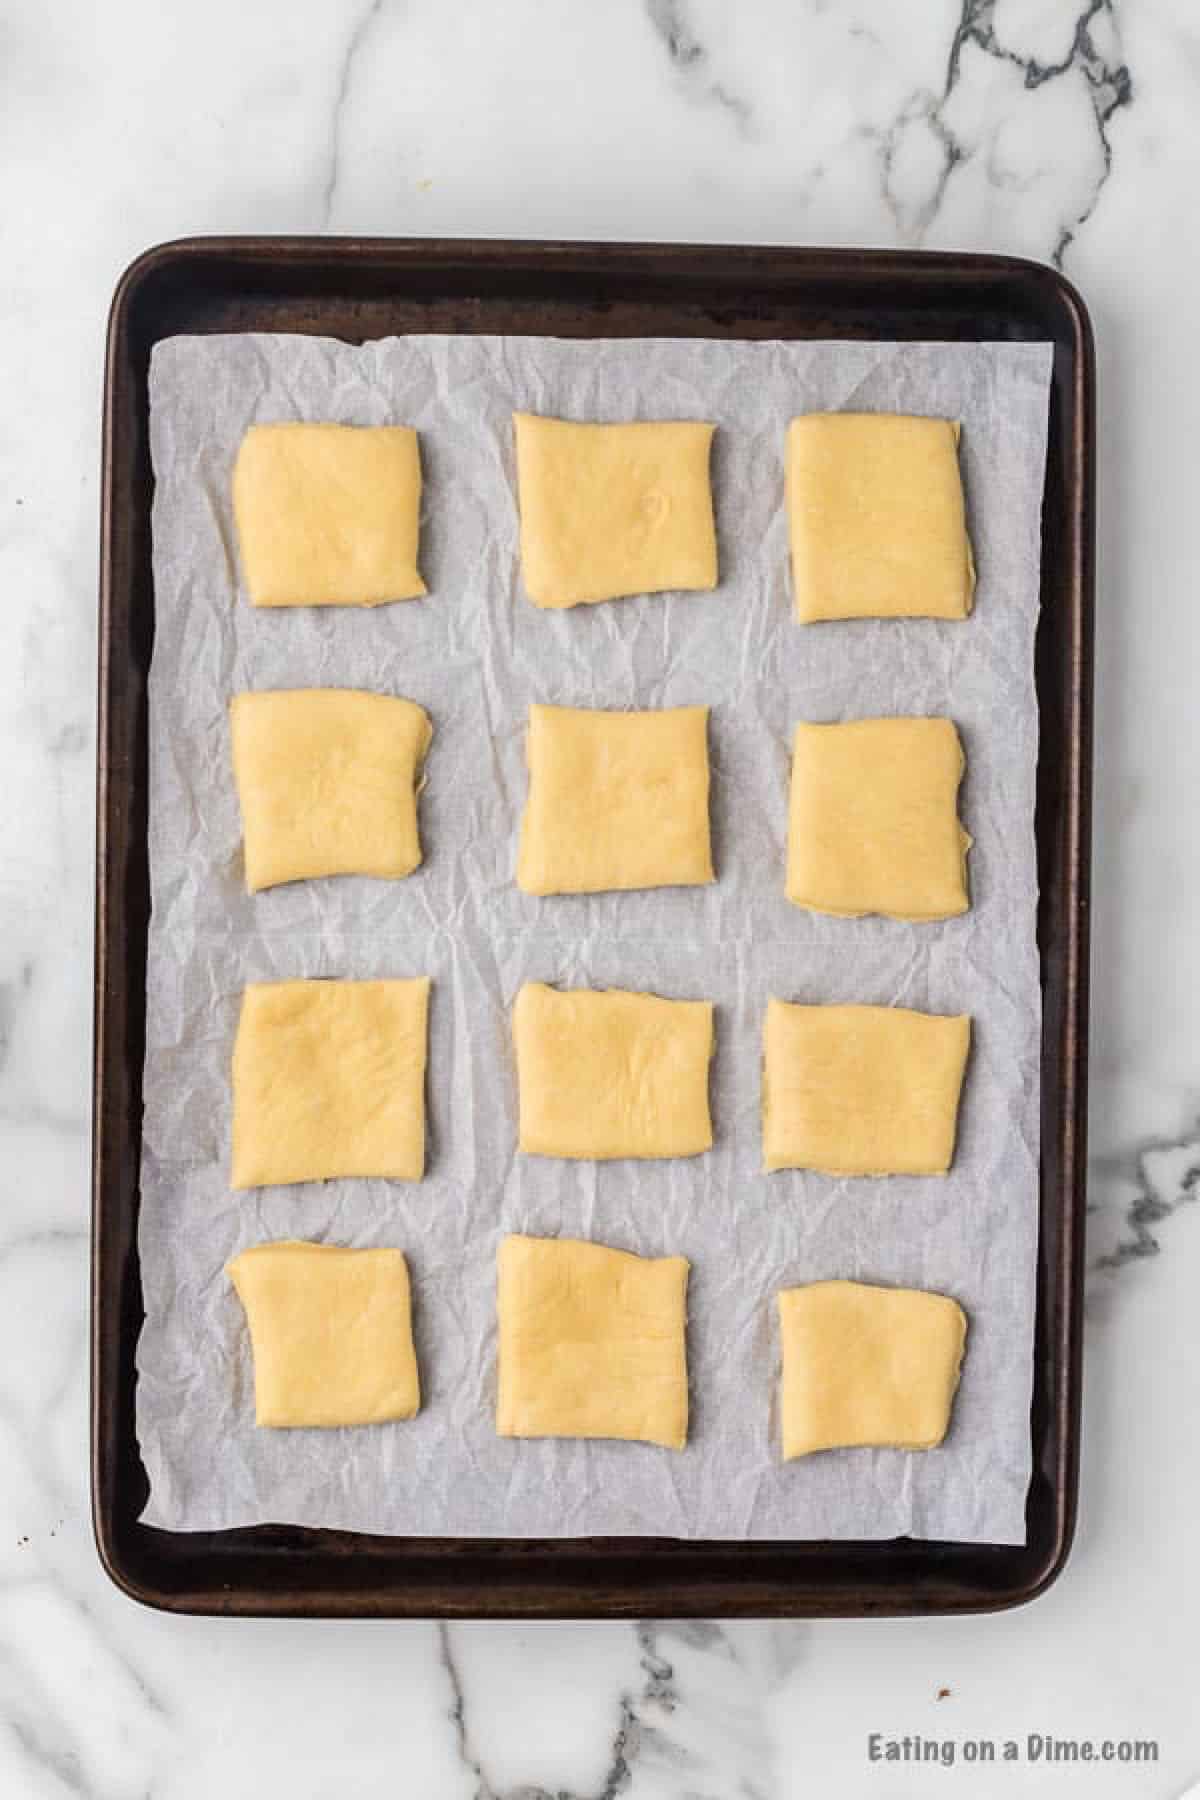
{"left": 777, "top": 1279, "right": 967, "bottom": 1458}
{"left": 232, "top": 978, "right": 430, "bottom": 1187}
{"left": 517, "top": 703, "right": 713, "bottom": 895}
{"left": 514, "top": 412, "right": 717, "bottom": 607}
{"left": 786, "top": 413, "right": 974, "bottom": 622}
{"left": 514, "top": 983, "right": 713, "bottom": 1160}
{"left": 231, "top": 689, "right": 432, "bottom": 892}
{"left": 496, "top": 1234, "right": 690, "bottom": 1448}
{"left": 786, "top": 717, "right": 970, "bottom": 921}
{"left": 763, "top": 1000, "right": 970, "bottom": 1175}
{"left": 232, "top": 423, "right": 425, "bottom": 607}
{"left": 227, "top": 1240, "right": 420, "bottom": 1428}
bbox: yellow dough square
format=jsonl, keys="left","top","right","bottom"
{"left": 786, "top": 718, "right": 970, "bottom": 921}
{"left": 231, "top": 690, "right": 432, "bottom": 892}
{"left": 232, "top": 978, "right": 430, "bottom": 1188}
{"left": 228, "top": 1241, "right": 420, "bottom": 1428}
{"left": 514, "top": 412, "right": 717, "bottom": 608}
{"left": 496, "top": 1234, "right": 690, "bottom": 1448}
{"left": 786, "top": 413, "right": 974, "bottom": 622}
{"left": 517, "top": 703, "right": 713, "bottom": 895}
{"left": 778, "top": 1280, "right": 967, "bottom": 1458}
{"left": 763, "top": 1000, "right": 970, "bottom": 1176}
{"left": 232, "top": 423, "right": 425, "bottom": 607}
{"left": 514, "top": 983, "right": 713, "bottom": 1160}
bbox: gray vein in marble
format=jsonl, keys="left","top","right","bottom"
{"left": 0, "top": 1572, "right": 171, "bottom": 1790}
{"left": 632, "top": 1622, "right": 778, "bottom": 1800}
{"left": 436, "top": 1622, "right": 489, "bottom": 1796}
{"left": 320, "top": 0, "right": 388, "bottom": 228}
{"left": 874, "top": 0, "right": 1131, "bottom": 264}
{"left": 943, "top": 0, "right": 1132, "bottom": 265}
{"left": 438, "top": 1618, "right": 648, "bottom": 1800}
{"left": 0, "top": 1226, "right": 87, "bottom": 1254}
{"left": 636, "top": 1619, "right": 688, "bottom": 1711}
{"left": 5, "top": 1703, "right": 88, "bottom": 1798}
{"left": 0, "top": 1576, "right": 173, "bottom": 1713}
{"left": 440, "top": 1620, "right": 786, "bottom": 1799}
{"left": 873, "top": 93, "right": 964, "bottom": 243}
{"left": 438, "top": 1620, "right": 669, "bottom": 1800}
{"left": 61, "top": 1584, "right": 170, "bottom": 1724}
{"left": 645, "top": 0, "right": 754, "bottom": 138}
{"left": 1090, "top": 1125, "right": 1200, "bottom": 1277}
{"left": 0, "top": 976, "right": 21, "bottom": 1076}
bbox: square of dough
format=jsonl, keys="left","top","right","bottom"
{"left": 763, "top": 1000, "right": 970, "bottom": 1176}
{"left": 514, "top": 412, "right": 717, "bottom": 607}
{"left": 496, "top": 1234, "right": 690, "bottom": 1448}
{"left": 787, "top": 717, "right": 970, "bottom": 921}
{"left": 514, "top": 983, "right": 713, "bottom": 1160}
{"left": 233, "top": 423, "right": 425, "bottom": 607}
{"left": 232, "top": 978, "right": 430, "bottom": 1187}
{"left": 778, "top": 1280, "right": 967, "bottom": 1458}
{"left": 786, "top": 413, "right": 974, "bottom": 622}
{"left": 228, "top": 1241, "right": 420, "bottom": 1428}
{"left": 517, "top": 703, "right": 713, "bottom": 895}
{"left": 231, "top": 689, "right": 432, "bottom": 892}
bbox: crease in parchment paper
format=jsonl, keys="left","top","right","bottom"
{"left": 137, "top": 332, "right": 1051, "bottom": 1544}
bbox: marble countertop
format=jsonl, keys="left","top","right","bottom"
{"left": 3, "top": 0, "right": 1198, "bottom": 1793}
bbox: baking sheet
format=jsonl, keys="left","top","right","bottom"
{"left": 138, "top": 331, "right": 1051, "bottom": 1544}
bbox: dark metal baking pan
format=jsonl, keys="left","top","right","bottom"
{"left": 94, "top": 238, "right": 1092, "bottom": 1617}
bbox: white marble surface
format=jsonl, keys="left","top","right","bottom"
{"left": 2, "top": 0, "right": 1199, "bottom": 1793}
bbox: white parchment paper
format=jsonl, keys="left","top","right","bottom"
{"left": 139, "top": 332, "right": 1052, "bottom": 1544}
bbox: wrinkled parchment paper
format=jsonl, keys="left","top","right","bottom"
{"left": 139, "top": 332, "right": 1052, "bottom": 1543}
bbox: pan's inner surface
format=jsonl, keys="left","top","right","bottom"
{"left": 93, "top": 241, "right": 1090, "bottom": 1617}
